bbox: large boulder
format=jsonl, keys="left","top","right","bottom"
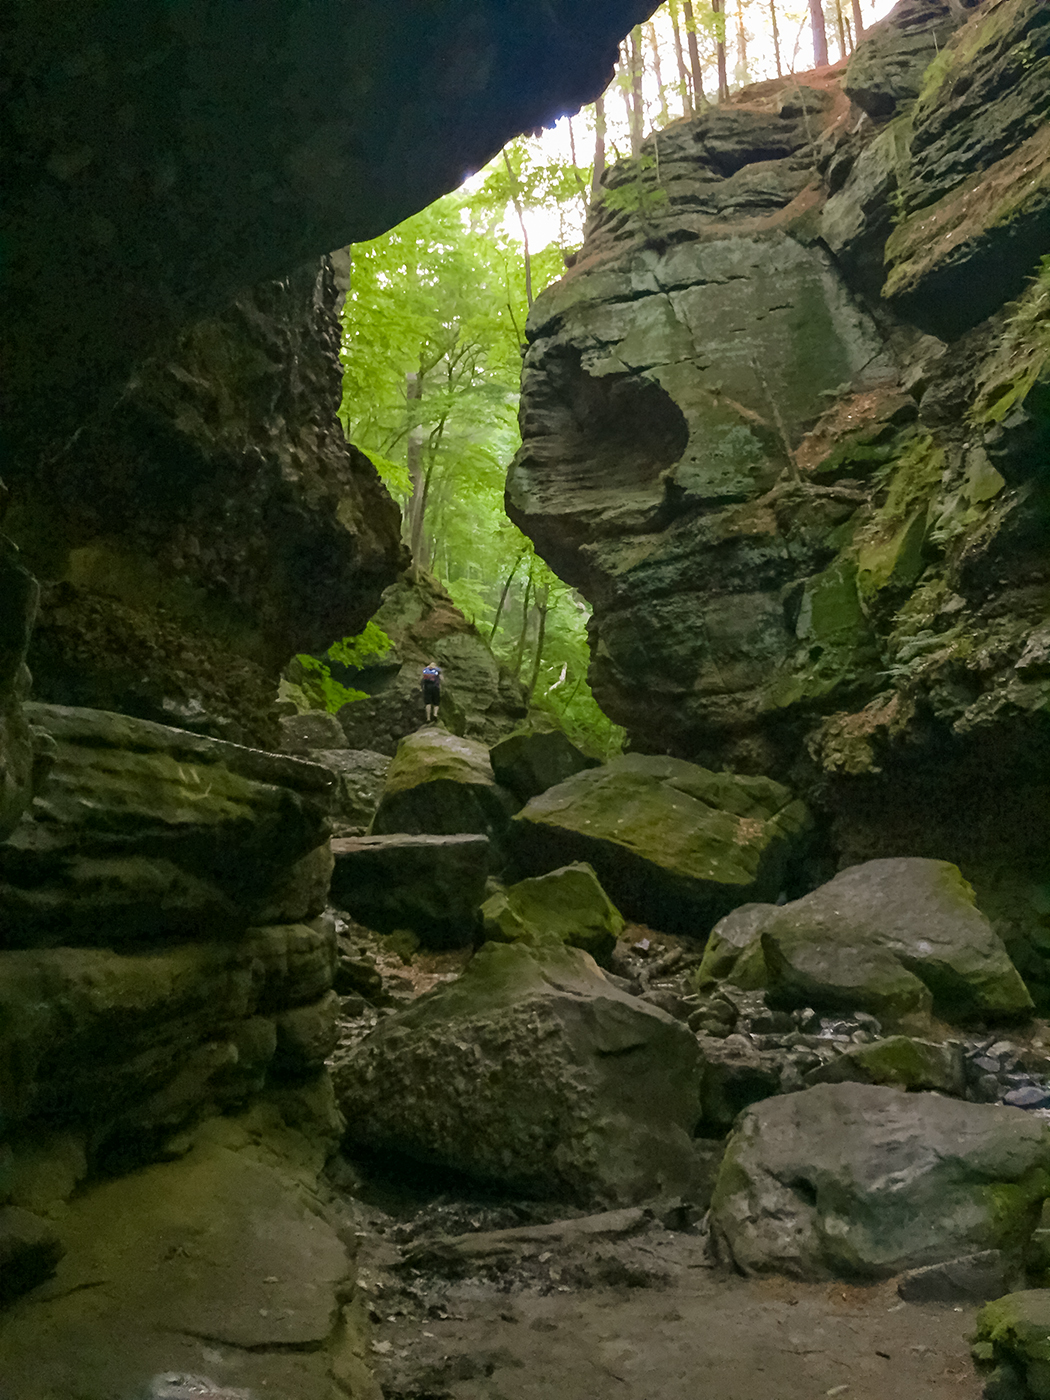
{"left": 698, "top": 857, "right": 1033, "bottom": 1026}
{"left": 333, "top": 942, "right": 704, "bottom": 1207}
{"left": 278, "top": 711, "right": 349, "bottom": 754}
{"left": 843, "top": 0, "right": 962, "bottom": 121}
{"left": 481, "top": 862, "right": 625, "bottom": 965}
{"left": 330, "top": 833, "right": 490, "bottom": 948}
{"left": 0, "top": 704, "right": 334, "bottom": 946}
{"left": 489, "top": 725, "right": 599, "bottom": 804}
{"left": 510, "top": 754, "right": 810, "bottom": 935}
{"left": 711, "top": 1082, "right": 1050, "bottom": 1281}
{"left": 370, "top": 728, "right": 518, "bottom": 844}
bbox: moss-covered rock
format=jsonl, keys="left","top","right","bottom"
{"left": 334, "top": 942, "right": 703, "bottom": 1207}
{"left": 806, "top": 1034, "right": 966, "bottom": 1094}
{"left": 370, "top": 727, "right": 518, "bottom": 844}
{"left": 711, "top": 1083, "right": 1050, "bottom": 1281}
{"left": 700, "top": 857, "right": 1033, "bottom": 1026}
{"left": 481, "top": 862, "right": 624, "bottom": 965}
{"left": 0, "top": 1105, "right": 368, "bottom": 1400}
{"left": 335, "top": 571, "right": 528, "bottom": 756}
{"left": 510, "top": 754, "right": 810, "bottom": 936}
{"left": 972, "top": 1290, "right": 1050, "bottom": 1400}
{"left": 1, "top": 704, "right": 334, "bottom": 946}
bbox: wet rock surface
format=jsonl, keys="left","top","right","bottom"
{"left": 371, "top": 728, "right": 519, "bottom": 847}
{"left": 481, "top": 862, "right": 625, "bottom": 966}
{"left": 506, "top": 0, "right": 1050, "bottom": 991}
{"left": 331, "top": 834, "right": 490, "bottom": 948}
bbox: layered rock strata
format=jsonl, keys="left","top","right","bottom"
{"left": 508, "top": 0, "right": 1050, "bottom": 982}
{"left": 7, "top": 259, "right": 405, "bottom": 748}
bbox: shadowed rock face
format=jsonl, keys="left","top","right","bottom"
{"left": 6, "top": 258, "right": 405, "bottom": 747}
{"left": 4, "top": 0, "right": 662, "bottom": 465}
{"left": 508, "top": 0, "right": 1050, "bottom": 981}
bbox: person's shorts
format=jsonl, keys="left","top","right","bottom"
{"left": 422, "top": 681, "right": 441, "bottom": 705}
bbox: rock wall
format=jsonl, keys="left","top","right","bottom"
{"left": 508, "top": 0, "right": 1050, "bottom": 975}
{"left": 4, "top": 0, "right": 662, "bottom": 469}
{"left": 0, "top": 703, "right": 364, "bottom": 1396}
{"left": 6, "top": 257, "right": 406, "bottom": 748}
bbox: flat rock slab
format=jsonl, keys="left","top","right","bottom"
{"left": 1, "top": 703, "right": 333, "bottom": 946}
{"left": 0, "top": 1115, "right": 369, "bottom": 1400}
{"left": 334, "top": 942, "right": 703, "bottom": 1208}
{"left": 711, "top": 1082, "right": 1050, "bottom": 1281}
{"left": 330, "top": 833, "right": 489, "bottom": 946}
{"left": 701, "top": 857, "right": 1033, "bottom": 1026}
{"left": 510, "top": 754, "right": 810, "bottom": 936}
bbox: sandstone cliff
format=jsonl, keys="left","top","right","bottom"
{"left": 508, "top": 0, "right": 1050, "bottom": 979}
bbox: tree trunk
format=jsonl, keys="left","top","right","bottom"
{"left": 628, "top": 26, "right": 645, "bottom": 156}
{"left": 502, "top": 149, "right": 533, "bottom": 307}
{"left": 511, "top": 568, "right": 534, "bottom": 679}
{"left": 668, "top": 0, "right": 692, "bottom": 114}
{"left": 851, "top": 0, "right": 865, "bottom": 41}
{"left": 832, "top": 0, "right": 848, "bottom": 57}
{"left": 735, "top": 0, "right": 748, "bottom": 85}
{"left": 808, "top": 0, "right": 829, "bottom": 67}
{"left": 647, "top": 21, "right": 670, "bottom": 127}
{"left": 489, "top": 549, "right": 528, "bottom": 642}
{"left": 406, "top": 369, "right": 425, "bottom": 561}
{"left": 711, "top": 0, "right": 729, "bottom": 100}
{"left": 526, "top": 586, "right": 550, "bottom": 701}
{"left": 591, "top": 93, "right": 607, "bottom": 197}
{"left": 770, "top": 0, "right": 783, "bottom": 77}
{"left": 682, "top": 0, "right": 707, "bottom": 106}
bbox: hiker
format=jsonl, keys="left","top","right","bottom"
{"left": 421, "top": 661, "right": 442, "bottom": 723}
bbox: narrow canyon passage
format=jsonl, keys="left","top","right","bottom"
{"left": 2, "top": 0, "right": 1049, "bottom": 1398}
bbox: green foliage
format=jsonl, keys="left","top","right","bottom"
{"left": 601, "top": 154, "right": 669, "bottom": 221}
{"left": 328, "top": 621, "right": 394, "bottom": 670}
{"left": 282, "top": 623, "right": 394, "bottom": 714}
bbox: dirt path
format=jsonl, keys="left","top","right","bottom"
{"left": 340, "top": 1190, "right": 984, "bottom": 1400}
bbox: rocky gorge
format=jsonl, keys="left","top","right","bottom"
{"left": 2, "top": 1, "right": 1050, "bottom": 1399}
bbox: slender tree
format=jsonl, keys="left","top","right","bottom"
{"left": 735, "top": 0, "right": 749, "bottom": 86}
{"left": 851, "top": 0, "right": 865, "bottom": 40}
{"left": 667, "top": 0, "right": 692, "bottom": 113}
{"left": 682, "top": 0, "right": 708, "bottom": 106}
{"left": 591, "top": 94, "right": 607, "bottom": 197}
{"left": 628, "top": 26, "right": 645, "bottom": 156}
{"left": 769, "top": 0, "right": 783, "bottom": 77}
{"left": 647, "top": 20, "right": 670, "bottom": 127}
{"left": 501, "top": 149, "right": 533, "bottom": 306}
{"left": 808, "top": 0, "right": 829, "bottom": 67}
{"left": 526, "top": 579, "right": 550, "bottom": 700}
{"left": 406, "top": 369, "right": 425, "bottom": 560}
{"left": 832, "top": 0, "right": 849, "bottom": 58}
{"left": 489, "top": 547, "right": 529, "bottom": 642}
{"left": 711, "top": 0, "right": 729, "bottom": 101}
